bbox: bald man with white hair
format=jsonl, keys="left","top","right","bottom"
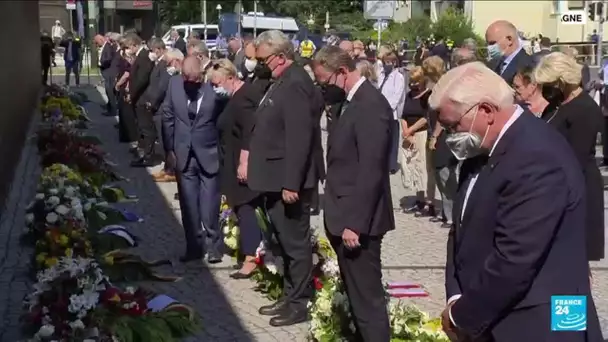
{"left": 433, "top": 62, "right": 602, "bottom": 342}
{"left": 485, "top": 20, "right": 533, "bottom": 85}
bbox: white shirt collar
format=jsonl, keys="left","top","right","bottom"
{"left": 346, "top": 77, "right": 367, "bottom": 102}
{"left": 136, "top": 45, "right": 145, "bottom": 56}
{"left": 489, "top": 105, "right": 523, "bottom": 156}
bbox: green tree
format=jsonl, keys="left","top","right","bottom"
{"left": 432, "top": 7, "right": 479, "bottom": 46}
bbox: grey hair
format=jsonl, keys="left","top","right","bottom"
{"left": 104, "top": 32, "right": 112, "bottom": 38}
{"left": 123, "top": 33, "right": 143, "bottom": 47}
{"left": 108, "top": 32, "right": 122, "bottom": 42}
{"left": 313, "top": 45, "right": 356, "bottom": 72}
{"left": 462, "top": 38, "right": 477, "bottom": 51}
{"left": 451, "top": 48, "right": 477, "bottom": 67}
{"left": 165, "top": 48, "right": 184, "bottom": 62}
{"left": 148, "top": 37, "right": 166, "bottom": 51}
{"left": 254, "top": 30, "right": 294, "bottom": 59}
{"left": 189, "top": 40, "right": 209, "bottom": 57}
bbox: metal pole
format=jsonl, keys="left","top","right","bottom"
{"left": 86, "top": 45, "right": 91, "bottom": 85}
{"left": 87, "top": 0, "right": 98, "bottom": 70}
{"left": 377, "top": 19, "right": 382, "bottom": 48}
{"left": 598, "top": 1, "right": 605, "bottom": 66}
{"left": 237, "top": 0, "right": 242, "bottom": 37}
{"left": 203, "top": 0, "right": 208, "bottom": 42}
{"left": 254, "top": 1, "right": 258, "bottom": 38}
{"left": 69, "top": 9, "right": 74, "bottom": 32}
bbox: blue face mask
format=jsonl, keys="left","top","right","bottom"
{"left": 487, "top": 43, "right": 502, "bottom": 60}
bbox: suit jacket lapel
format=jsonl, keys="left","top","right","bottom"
{"left": 193, "top": 84, "right": 213, "bottom": 123}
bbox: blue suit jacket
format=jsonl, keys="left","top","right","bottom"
{"left": 161, "top": 76, "right": 220, "bottom": 174}
{"left": 447, "top": 111, "right": 602, "bottom": 340}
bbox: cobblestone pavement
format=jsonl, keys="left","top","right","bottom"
{"left": 1, "top": 85, "right": 606, "bottom": 341}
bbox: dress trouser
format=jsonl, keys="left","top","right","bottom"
{"left": 135, "top": 104, "right": 157, "bottom": 157}
{"left": 102, "top": 72, "right": 117, "bottom": 116}
{"left": 265, "top": 189, "right": 313, "bottom": 310}
{"left": 65, "top": 61, "right": 80, "bottom": 85}
{"left": 176, "top": 153, "right": 222, "bottom": 256}
{"left": 117, "top": 89, "right": 139, "bottom": 143}
{"left": 328, "top": 233, "right": 390, "bottom": 342}
{"left": 42, "top": 65, "right": 50, "bottom": 85}
{"left": 389, "top": 119, "right": 400, "bottom": 172}
{"left": 435, "top": 164, "right": 458, "bottom": 224}
{"left": 234, "top": 197, "right": 263, "bottom": 256}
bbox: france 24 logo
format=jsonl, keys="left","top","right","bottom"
{"left": 560, "top": 10, "right": 587, "bottom": 25}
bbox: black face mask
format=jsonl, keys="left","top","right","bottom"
{"left": 321, "top": 84, "right": 346, "bottom": 106}
{"left": 383, "top": 64, "right": 394, "bottom": 75}
{"left": 254, "top": 63, "right": 273, "bottom": 80}
{"left": 184, "top": 81, "right": 201, "bottom": 99}
{"left": 541, "top": 85, "right": 565, "bottom": 104}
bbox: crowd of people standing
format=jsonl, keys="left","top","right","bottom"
{"left": 40, "top": 17, "right": 608, "bottom": 340}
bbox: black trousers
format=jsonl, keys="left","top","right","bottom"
{"left": 602, "top": 117, "right": 608, "bottom": 165}
{"left": 117, "top": 90, "right": 139, "bottom": 143}
{"left": 135, "top": 104, "right": 157, "bottom": 157}
{"left": 328, "top": 233, "right": 390, "bottom": 342}
{"left": 235, "top": 197, "right": 263, "bottom": 256}
{"left": 42, "top": 66, "right": 50, "bottom": 85}
{"left": 103, "top": 75, "right": 117, "bottom": 116}
{"left": 265, "top": 189, "right": 313, "bottom": 310}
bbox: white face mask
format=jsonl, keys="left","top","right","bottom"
{"left": 244, "top": 58, "right": 257, "bottom": 72}
{"left": 148, "top": 52, "right": 158, "bottom": 62}
{"left": 445, "top": 106, "right": 489, "bottom": 161}
{"left": 166, "top": 66, "right": 177, "bottom": 75}
{"left": 213, "top": 86, "right": 229, "bottom": 96}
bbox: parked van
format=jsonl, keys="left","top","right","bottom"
{"left": 161, "top": 24, "right": 221, "bottom": 50}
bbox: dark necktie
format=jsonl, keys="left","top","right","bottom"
{"left": 495, "top": 58, "right": 506, "bottom": 74}
{"left": 339, "top": 100, "right": 350, "bottom": 117}
{"left": 188, "top": 97, "right": 198, "bottom": 123}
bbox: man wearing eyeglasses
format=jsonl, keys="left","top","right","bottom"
{"left": 247, "top": 30, "right": 324, "bottom": 327}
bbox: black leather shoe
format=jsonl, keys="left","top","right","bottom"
{"left": 429, "top": 216, "right": 444, "bottom": 223}
{"left": 259, "top": 300, "right": 288, "bottom": 316}
{"left": 130, "top": 157, "right": 155, "bottom": 168}
{"left": 229, "top": 271, "right": 254, "bottom": 279}
{"left": 310, "top": 207, "right": 320, "bottom": 216}
{"left": 207, "top": 251, "right": 223, "bottom": 264}
{"left": 269, "top": 308, "right": 309, "bottom": 327}
{"left": 179, "top": 253, "right": 203, "bottom": 263}
{"left": 440, "top": 222, "right": 454, "bottom": 229}
{"left": 174, "top": 193, "right": 179, "bottom": 201}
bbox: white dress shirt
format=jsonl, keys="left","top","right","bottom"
{"left": 346, "top": 76, "right": 367, "bottom": 103}
{"left": 449, "top": 105, "right": 524, "bottom": 325}
{"left": 377, "top": 69, "right": 406, "bottom": 120}
{"left": 187, "top": 95, "right": 204, "bottom": 113}
{"left": 98, "top": 41, "right": 107, "bottom": 66}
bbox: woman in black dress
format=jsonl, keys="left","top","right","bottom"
{"left": 208, "top": 59, "right": 264, "bottom": 278}
{"left": 535, "top": 52, "right": 604, "bottom": 262}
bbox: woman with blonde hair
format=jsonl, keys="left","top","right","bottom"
{"left": 400, "top": 64, "right": 439, "bottom": 219}
{"left": 207, "top": 58, "right": 265, "bottom": 277}
{"left": 355, "top": 59, "right": 378, "bottom": 86}
{"left": 535, "top": 52, "right": 604, "bottom": 262}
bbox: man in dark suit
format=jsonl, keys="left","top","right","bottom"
{"left": 485, "top": 21, "right": 533, "bottom": 85}
{"left": 60, "top": 32, "right": 81, "bottom": 86}
{"left": 311, "top": 45, "right": 394, "bottom": 342}
{"left": 161, "top": 56, "right": 223, "bottom": 264}
{"left": 532, "top": 36, "right": 552, "bottom": 65}
{"left": 123, "top": 33, "right": 155, "bottom": 166}
{"left": 227, "top": 37, "right": 245, "bottom": 76}
{"left": 248, "top": 30, "right": 323, "bottom": 326}
{"left": 96, "top": 33, "right": 118, "bottom": 117}
{"left": 171, "top": 29, "right": 187, "bottom": 56}
{"left": 430, "top": 62, "right": 602, "bottom": 342}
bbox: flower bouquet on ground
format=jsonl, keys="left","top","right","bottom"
{"left": 99, "top": 250, "right": 180, "bottom": 283}
{"left": 220, "top": 197, "right": 240, "bottom": 256}
{"left": 33, "top": 221, "right": 94, "bottom": 270}
{"left": 307, "top": 238, "right": 449, "bottom": 342}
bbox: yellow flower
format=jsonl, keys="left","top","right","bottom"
{"left": 36, "top": 253, "right": 48, "bottom": 265}
{"left": 221, "top": 204, "right": 229, "bottom": 211}
{"left": 45, "top": 257, "right": 58, "bottom": 268}
{"left": 103, "top": 255, "right": 114, "bottom": 265}
{"left": 109, "top": 293, "right": 121, "bottom": 302}
{"left": 70, "top": 230, "right": 80, "bottom": 238}
{"left": 58, "top": 235, "right": 70, "bottom": 246}
{"left": 64, "top": 248, "right": 73, "bottom": 257}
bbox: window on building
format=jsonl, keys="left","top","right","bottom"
{"left": 552, "top": 0, "right": 564, "bottom": 13}
{"left": 411, "top": 0, "right": 431, "bottom": 18}
{"left": 568, "top": 0, "right": 585, "bottom": 9}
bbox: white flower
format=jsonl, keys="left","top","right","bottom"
{"left": 35, "top": 193, "right": 45, "bottom": 200}
{"left": 222, "top": 224, "right": 230, "bottom": 235}
{"left": 321, "top": 259, "right": 340, "bottom": 278}
{"left": 46, "top": 212, "right": 59, "bottom": 224}
{"left": 69, "top": 319, "right": 85, "bottom": 330}
{"left": 47, "top": 196, "right": 61, "bottom": 207}
{"left": 125, "top": 286, "right": 136, "bottom": 294}
{"left": 25, "top": 213, "right": 35, "bottom": 224}
{"left": 84, "top": 202, "right": 92, "bottom": 211}
{"left": 55, "top": 204, "right": 70, "bottom": 215}
{"left": 265, "top": 263, "right": 278, "bottom": 274}
{"left": 36, "top": 324, "right": 55, "bottom": 338}
{"left": 48, "top": 188, "right": 59, "bottom": 195}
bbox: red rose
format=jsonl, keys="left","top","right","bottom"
{"left": 254, "top": 256, "right": 263, "bottom": 265}
{"left": 313, "top": 277, "right": 323, "bottom": 290}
